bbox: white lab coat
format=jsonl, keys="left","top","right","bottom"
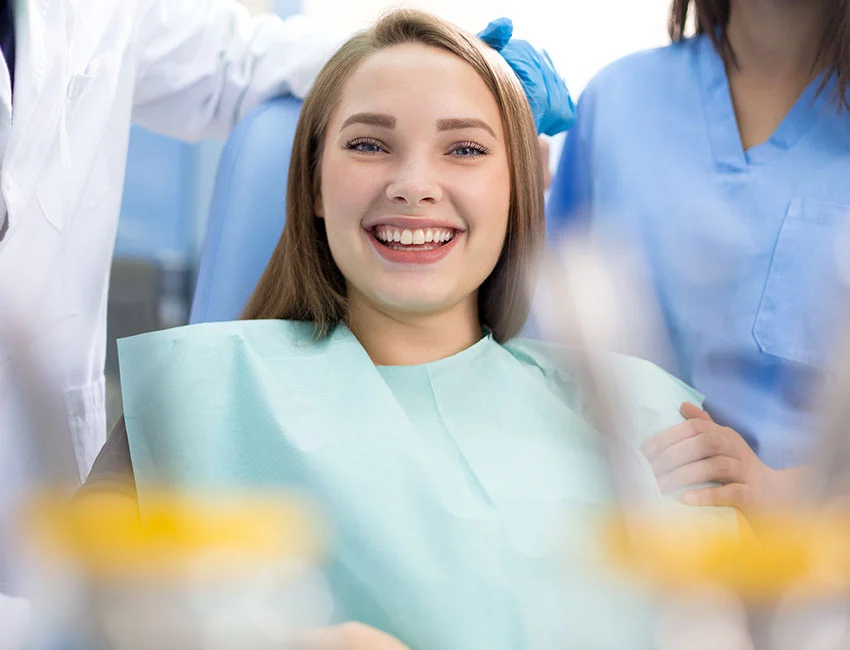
{"left": 0, "top": 0, "right": 340, "bottom": 605}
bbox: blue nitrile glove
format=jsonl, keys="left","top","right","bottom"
{"left": 478, "top": 18, "right": 576, "bottom": 136}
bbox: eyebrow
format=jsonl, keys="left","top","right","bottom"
{"left": 340, "top": 112, "right": 396, "bottom": 130}
{"left": 339, "top": 113, "right": 498, "bottom": 139}
{"left": 437, "top": 118, "right": 497, "bottom": 139}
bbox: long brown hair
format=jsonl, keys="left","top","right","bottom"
{"left": 669, "top": 0, "right": 850, "bottom": 110}
{"left": 241, "top": 9, "right": 544, "bottom": 342}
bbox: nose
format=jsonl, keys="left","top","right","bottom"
{"left": 386, "top": 155, "right": 443, "bottom": 207}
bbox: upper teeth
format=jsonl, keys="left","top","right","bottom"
{"left": 374, "top": 226, "right": 456, "bottom": 245}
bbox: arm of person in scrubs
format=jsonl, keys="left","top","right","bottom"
{"left": 641, "top": 404, "right": 809, "bottom": 513}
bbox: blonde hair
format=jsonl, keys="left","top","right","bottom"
{"left": 242, "top": 9, "right": 545, "bottom": 342}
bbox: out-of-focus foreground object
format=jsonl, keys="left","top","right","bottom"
{"left": 533, "top": 233, "right": 850, "bottom": 649}
{"left": 533, "top": 234, "right": 675, "bottom": 512}
{"left": 17, "top": 490, "right": 330, "bottom": 650}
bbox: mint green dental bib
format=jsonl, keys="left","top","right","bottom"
{"left": 118, "top": 321, "right": 734, "bottom": 650}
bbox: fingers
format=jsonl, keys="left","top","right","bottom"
{"left": 641, "top": 417, "right": 713, "bottom": 460}
{"left": 643, "top": 409, "right": 762, "bottom": 508}
{"left": 682, "top": 484, "right": 752, "bottom": 509}
{"left": 291, "top": 623, "right": 410, "bottom": 650}
{"left": 291, "top": 624, "right": 366, "bottom": 650}
{"left": 289, "top": 628, "right": 343, "bottom": 650}
{"left": 647, "top": 427, "right": 735, "bottom": 476}
{"left": 680, "top": 401, "right": 712, "bottom": 422}
{"left": 656, "top": 455, "right": 743, "bottom": 493}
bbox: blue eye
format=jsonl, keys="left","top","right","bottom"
{"left": 450, "top": 141, "right": 490, "bottom": 158}
{"left": 345, "top": 138, "right": 386, "bottom": 154}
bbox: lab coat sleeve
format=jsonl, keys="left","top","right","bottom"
{"left": 131, "top": 0, "right": 345, "bottom": 141}
{"left": 546, "top": 82, "right": 598, "bottom": 231}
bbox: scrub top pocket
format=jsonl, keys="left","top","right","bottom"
{"left": 754, "top": 199, "right": 850, "bottom": 370}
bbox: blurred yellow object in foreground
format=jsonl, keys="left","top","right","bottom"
{"left": 24, "top": 489, "right": 325, "bottom": 578}
{"left": 604, "top": 510, "right": 850, "bottom": 601}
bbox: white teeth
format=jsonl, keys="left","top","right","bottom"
{"left": 373, "top": 225, "right": 457, "bottom": 246}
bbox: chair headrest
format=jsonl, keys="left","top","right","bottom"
{"left": 190, "top": 96, "right": 303, "bottom": 324}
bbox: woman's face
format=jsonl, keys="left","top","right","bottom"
{"left": 317, "top": 43, "right": 511, "bottom": 321}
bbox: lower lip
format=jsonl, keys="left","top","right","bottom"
{"left": 365, "top": 229, "right": 462, "bottom": 265}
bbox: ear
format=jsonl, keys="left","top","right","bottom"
{"left": 314, "top": 192, "right": 324, "bottom": 219}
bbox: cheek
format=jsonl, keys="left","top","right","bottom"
{"left": 458, "top": 165, "right": 512, "bottom": 241}
{"left": 320, "top": 156, "right": 382, "bottom": 226}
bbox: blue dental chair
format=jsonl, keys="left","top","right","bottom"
{"left": 189, "top": 96, "right": 303, "bottom": 324}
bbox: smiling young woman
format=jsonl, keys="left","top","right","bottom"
{"left": 242, "top": 10, "right": 543, "bottom": 350}
{"left": 84, "top": 9, "right": 737, "bottom": 650}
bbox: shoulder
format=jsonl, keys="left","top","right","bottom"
{"left": 557, "top": 37, "right": 705, "bottom": 191}
{"left": 589, "top": 38, "right": 699, "bottom": 92}
{"left": 504, "top": 337, "right": 696, "bottom": 396}
{"left": 503, "top": 338, "right": 703, "bottom": 439}
{"left": 503, "top": 337, "right": 573, "bottom": 378}
{"left": 577, "top": 38, "right": 701, "bottom": 116}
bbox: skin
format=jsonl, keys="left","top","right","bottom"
{"left": 643, "top": 403, "right": 809, "bottom": 512}
{"left": 291, "top": 623, "right": 412, "bottom": 650}
{"left": 316, "top": 42, "right": 512, "bottom": 367}
{"left": 725, "top": 0, "right": 831, "bottom": 149}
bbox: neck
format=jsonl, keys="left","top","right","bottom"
{"left": 347, "top": 294, "right": 483, "bottom": 367}
{"left": 726, "top": 0, "right": 828, "bottom": 80}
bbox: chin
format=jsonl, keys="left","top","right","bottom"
{"left": 365, "top": 284, "right": 458, "bottom": 315}
{"left": 377, "top": 295, "right": 457, "bottom": 316}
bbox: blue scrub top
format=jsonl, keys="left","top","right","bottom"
{"left": 548, "top": 34, "right": 850, "bottom": 469}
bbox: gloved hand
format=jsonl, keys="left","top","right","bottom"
{"left": 478, "top": 18, "right": 576, "bottom": 136}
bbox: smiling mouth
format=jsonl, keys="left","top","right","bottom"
{"left": 371, "top": 225, "right": 459, "bottom": 251}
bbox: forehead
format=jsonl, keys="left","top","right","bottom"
{"left": 333, "top": 43, "right": 503, "bottom": 131}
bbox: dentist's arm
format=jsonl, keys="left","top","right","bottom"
{"left": 131, "top": 0, "right": 343, "bottom": 141}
